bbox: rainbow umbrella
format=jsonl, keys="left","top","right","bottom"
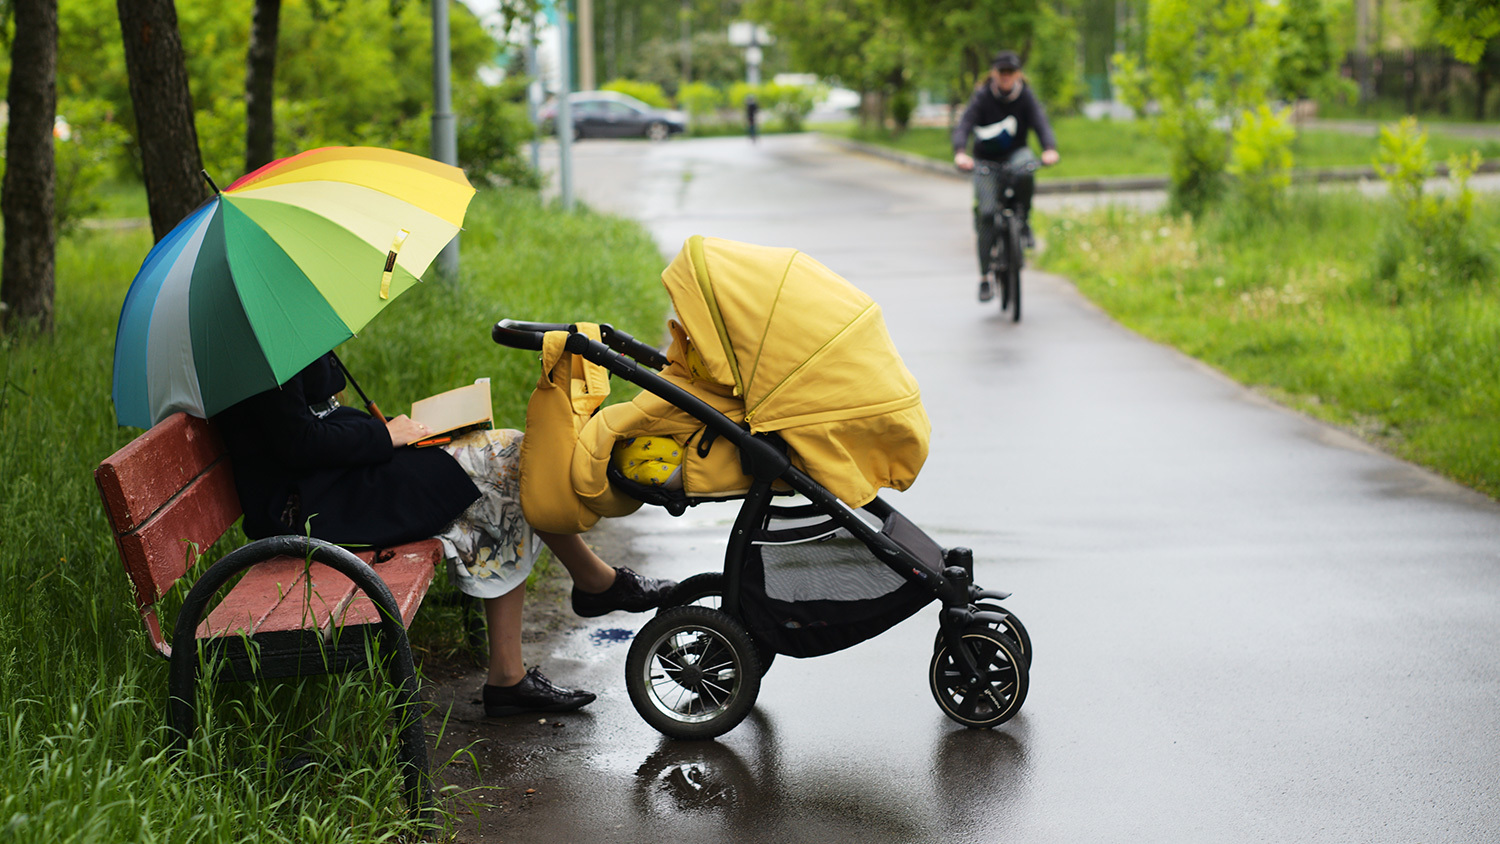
{"left": 112, "top": 146, "right": 475, "bottom": 428}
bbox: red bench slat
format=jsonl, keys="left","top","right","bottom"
{"left": 340, "top": 543, "right": 443, "bottom": 628}
{"left": 198, "top": 557, "right": 311, "bottom": 638}
{"left": 95, "top": 414, "right": 226, "bottom": 534}
{"left": 113, "top": 460, "right": 242, "bottom": 606}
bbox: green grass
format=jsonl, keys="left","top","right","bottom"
{"left": 1034, "top": 190, "right": 1500, "bottom": 499}
{"left": 0, "top": 187, "right": 671, "bottom": 841}
{"left": 823, "top": 115, "right": 1500, "bottom": 180}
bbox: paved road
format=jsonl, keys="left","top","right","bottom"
{"left": 451, "top": 134, "right": 1500, "bottom": 843}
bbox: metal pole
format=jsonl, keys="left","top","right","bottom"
{"left": 432, "top": 0, "right": 460, "bottom": 279}
{"left": 557, "top": 0, "right": 575, "bottom": 210}
{"left": 526, "top": 23, "right": 541, "bottom": 172}
{"left": 578, "top": 0, "right": 595, "bottom": 91}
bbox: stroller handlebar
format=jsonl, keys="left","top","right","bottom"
{"left": 493, "top": 318, "right": 670, "bottom": 370}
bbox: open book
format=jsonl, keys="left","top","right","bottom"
{"left": 409, "top": 379, "right": 493, "bottom": 446}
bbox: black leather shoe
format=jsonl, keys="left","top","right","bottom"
{"left": 978, "top": 278, "right": 994, "bottom": 302}
{"left": 483, "top": 667, "right": 596, "bottom": 716}
{"left": 571, "top": 566, "right": 678, "bottom": 618}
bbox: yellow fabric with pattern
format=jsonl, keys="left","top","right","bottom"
{"left": 611, "top": 436, "right": 684, "bottom": 488}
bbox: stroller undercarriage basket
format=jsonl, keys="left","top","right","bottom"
{"left": 494, "top": 317, "right": 1032, "bottom": 740}
{"left": 742, "top": 505, "right": 941, "bottom": 658}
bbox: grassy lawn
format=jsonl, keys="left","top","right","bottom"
{"left": 1034, "top": 190, "right": 1500, "bottom": 500}
{"left": 823, "top": 115, "right": 1500, "bottom": 180}
{"left": 0, "top": 188, "right": 670, "bottom": 841}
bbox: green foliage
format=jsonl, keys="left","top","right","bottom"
{"left": 0, "top": 187, "right": 670, "bottom": 838}
{"left": 1025, "top": 3, "right": 1087, "bottom": 115}
{"left": 455, "top": 77, "right": 541, "bottom": 190}
{"left": 50, "top": 99, "right": 131, "bottom": 236}
{"left": 49, "top": 0, "right": 519, "bottom": 187}
{"left": 601, "top": 78, "right": 671, "bottom": 108}
{"left": 1428, "top": 0, "right": 1500, "bottom": 63}
{"left": 1038, "top": 188, "right": 1500, "bottom": 499}
{"left": 677, "top": 81, "right": 725, "bottom": 118}
{"left": 1138, "top": 0, "right": 1280, "bottom": 217}
{"left": 1370, "top": 117, "right": 1495, "bottom": 303}
{"left": 1227, "top": 105, "right": 1296, "bottom": 216}
{"left": 1273, "top": 0, "right": 1341, "bottom": 101}
{"left": 759, "top": 82, "right": 819, "bottom": 132}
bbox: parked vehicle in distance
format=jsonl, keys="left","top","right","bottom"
{"left": 539, "top": 91, "right": 688, "bottom": 141}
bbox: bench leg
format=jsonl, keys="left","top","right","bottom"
{"left": 167, "top": 536, "right": 433, "bottom": 826}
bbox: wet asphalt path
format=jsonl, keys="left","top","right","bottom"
{"left": 462, "top": 135, "right": 1500, "bottom": 843}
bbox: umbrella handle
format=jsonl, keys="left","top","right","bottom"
{"left": 366, "top": 401, "right": 387, "bottom": 424}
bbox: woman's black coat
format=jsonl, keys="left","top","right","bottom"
{"left": 213, "top": 353, "right": 480, "bottom": 547}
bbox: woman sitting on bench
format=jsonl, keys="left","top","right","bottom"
{"left": 213, "top": 352, "right": 676, "bottom": 716}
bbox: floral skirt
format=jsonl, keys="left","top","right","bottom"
{"left": 435, "top": 428, "right": 539, "bottom": 600}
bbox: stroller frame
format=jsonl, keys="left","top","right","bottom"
{"left": 494, "top": 319, "right": 1031, "bottom": 738}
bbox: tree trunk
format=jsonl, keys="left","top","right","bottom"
{"left": 245, "top": 0, "right": 282, "bottom": 173}
{"left": 1, "top": 0, "right": 59, "bottom": 334}
{"left": 117, "top": 0, "right": 209, "bottom": 243}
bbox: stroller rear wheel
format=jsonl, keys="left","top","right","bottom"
{"left": 627, "top": 605, "right": 763, "bottom": 740}
{"left": 665, "top": 573, "right": 776, "bottom": 675}
{"left": 929, "top": 625, "right": 1028, "bottom": 728}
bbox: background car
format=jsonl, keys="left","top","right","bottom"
{"left": 539, "top": 91, "right": 688, "bottom": 141}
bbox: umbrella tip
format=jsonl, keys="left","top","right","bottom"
{"left": 201, "top": 170, "right": 221, "bottom": 195}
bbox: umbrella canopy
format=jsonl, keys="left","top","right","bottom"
{"left": 112, "top": 146, "right": 475, "bottom": 428}
{"left": 659, "top": 235, "right": 930, "bottom": 506}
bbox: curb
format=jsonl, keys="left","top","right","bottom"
{"left": 819, "top": 134, "right": 1500, "bottom": 194}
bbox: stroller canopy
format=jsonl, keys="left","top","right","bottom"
{"left": 660, "top": 236, "right": 930, "bottom": 506}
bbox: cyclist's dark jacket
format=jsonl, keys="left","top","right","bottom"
{"left": 951, "top": 81, "right": 1057, "bottom": 162}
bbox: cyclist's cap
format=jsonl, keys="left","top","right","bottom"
{"left": 991, "top": 50, "right": 1022, "bottom": 71}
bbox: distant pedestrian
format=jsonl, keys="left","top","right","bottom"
{"left": 745, "top": 95, "right": 760, "bottom": 144}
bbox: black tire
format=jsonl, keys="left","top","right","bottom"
{"left": 979, "top": 603, "right": 1032, "bottom": 666}
{"left": 990, "top": 215, "right": 1008, "bottom": 311}
{"left": 664, "top": 573, "right": 776, "bottom": 675}
{"left": 1004, "top": 216, "right": 1023, "bottom": 322}
{"left": 627, "top": 606, "right": 762, "bottom": 740}
{"left": 933, "top": 602, "right": 1032, "bottom": 666}
{"left": 929, "top": 625, "right": 1028, "bottom": 728}
{"left": 647, "top": 121, "right": 670, "bottom": 142}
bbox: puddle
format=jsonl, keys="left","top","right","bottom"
{"left": 589, "top": 628, "right": 635, "bottom": 646}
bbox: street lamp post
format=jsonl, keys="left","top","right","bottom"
{"left": 728, "top": 21, "right": 772, "bottom": 87}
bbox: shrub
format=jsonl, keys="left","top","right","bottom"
{"left": 1370, "top": 117, "right": 1496, "bottom": 303}
{"left": 677, "top": 81, "right": 724, "bottom": 119}
{"left": 52, "top": 98, "right": 130, "bottom": 235}
{"left": 455, "top": 76, "right": 541, "bottom": 190}
{"left": 1227, "top": 104, "right": 1296, "bottom": 216}
{"left": 600, "top": 78, "right": 670, "bottom": 108}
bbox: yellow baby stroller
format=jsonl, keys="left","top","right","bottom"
{"left": 493, "top": 236, "right": 1031, "bottom": 739}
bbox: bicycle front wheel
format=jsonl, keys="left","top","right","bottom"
{"left": 1004, "top": 215, "right": 1023, "bottom": 322}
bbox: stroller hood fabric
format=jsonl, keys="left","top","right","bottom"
{"left": 658, "top": 236, "right": 930, "bottom": 506}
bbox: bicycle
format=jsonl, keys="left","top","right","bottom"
{"left": 974, "top": 155, "right": 1042, "bottom": 323}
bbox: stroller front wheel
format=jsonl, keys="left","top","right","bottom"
{"left": 627, "top": 605, "right": 763, "bottom": 740}
{"left": 930, "top": 625, "right": 1029, "bottom": 728}
{"left": 934, "top": 603, "right": 1033, "bottom": 667}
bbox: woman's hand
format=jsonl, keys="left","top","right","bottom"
{"left": 1041, "top": 149, "right": 1060, "bottom": 166}
{"left": 386, "top": 414, "right": 431, "bottom": 447}
{"left": 954, "top": 151, "right": 975, "bottom": 171}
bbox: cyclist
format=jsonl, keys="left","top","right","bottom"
{"left": 952, "top": 50, "right": 1060, "bottom": 303}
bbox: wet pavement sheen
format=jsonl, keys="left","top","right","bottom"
{"left": 451, "top": 135, "right": 1500, "bottom": 843}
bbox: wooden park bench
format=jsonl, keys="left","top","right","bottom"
{"left": 94, "top": 411, "right": 440, "bottom": 821}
